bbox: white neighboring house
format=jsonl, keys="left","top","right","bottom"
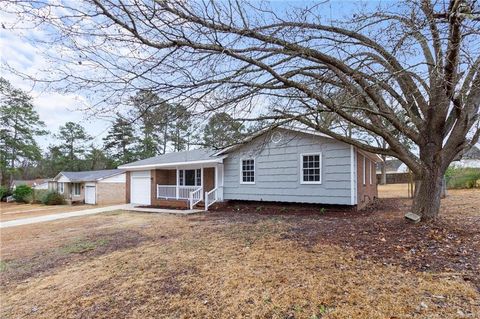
{"left": 33, "top": 180, "right": 50, "bottom": 190}
{"left": 451, "top": 145, "right": 480, "bottom": 168}
{"left": 50, "top": 169, "right": 126, "bottom": 205}
{"left": 119, "top": 127, "right": 381, "bottom": 211}
{"left": 12, "top": 179, "right": 51, "bottom": 190}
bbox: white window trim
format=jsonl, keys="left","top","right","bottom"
{"left": 300, "top": 152, "right": 322, "bottom": 185}
{"left": 363, "top": 156, "right": 366, "bottom": 185}
{"left": 58, "top": 182, "right": 64, "bottom": 194}
{"left": 240, "top": 158, "right": 255, "bottom": 185}
{"left": 73, "top": 183, "right": 81, "bottom": 196}
{"left": 178, "top": 168, "right": 202, "bottom": 187}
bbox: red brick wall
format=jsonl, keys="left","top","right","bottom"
{"left": 357, "top": 151, "right": 378, "bottom": 210}
{"left": 204, "top": 167, "right": 215, "bottom": 192}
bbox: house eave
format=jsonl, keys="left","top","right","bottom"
{"left": 118, "top": 156, "right": 227, "bottom": 171}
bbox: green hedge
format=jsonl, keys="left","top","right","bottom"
{"left": 0, "top": 186, "right": 11, "bottom": 201}
{"left": 446, "top": 167, "right": 480, "bottom": 189}
{"left": 41, "top": 191, "right": 65, "bottom": 205}
{"left": 13, "top": 185, "right": 33, "bottom": 203}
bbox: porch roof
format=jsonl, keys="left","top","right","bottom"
{"left": 118, "top": 148, "right": 225, "bottom": 170}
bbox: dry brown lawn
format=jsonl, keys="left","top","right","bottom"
{"left": 0, "top": 189, "right": 479, "bottom": 318}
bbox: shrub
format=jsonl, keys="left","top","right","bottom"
{"left": 41, "top": 191, "right": 65, "bottom": 205}
{"left": 446, "top": 167, "right": 480, "bottom": 189}
{"left": 31, "top": 189, "right": 49, "bottom": 204}
{"left": 0, "top": 186, "right": 12, "bottom": 201}
{"left": 12, "top": 185, "right": 33, "bottom": 203}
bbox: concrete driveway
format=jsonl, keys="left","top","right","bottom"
{"left": 0, "top": 204, "right": 128, "bottom": 228}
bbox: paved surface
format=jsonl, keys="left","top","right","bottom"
{"left": 123, "top": 204, "right": 204, "bottom": 215}
{"left": 0, "top": 204, "right": 204, "bottom": 228}
{"left": 0, "top": 204, "right": 128, "bottom": 228}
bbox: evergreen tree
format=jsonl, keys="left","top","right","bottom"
{"left": 203, "top": 112, "right": 244, "bottom": 149}
{"left": 55, "top": 122, "right": 91, "bottom": 171}
{"left": 84, "top": 146, "right": 114, "bottom": 170}
{"left": 0, "top": 78, "right": 47, "bottom": 186}
{"left": 131, "top": 90, "right": 168, "bottom": 157}
{"left": 103, "top": 116, "right": 137, "bottom": 165}
{"left": 169, "top": 105, "right": 195, "bottom": 152}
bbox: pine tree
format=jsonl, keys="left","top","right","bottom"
{"left": 55, "top": 122, "right": 91, "bottom": 171}
{"left": 0, "top": 78, "right": 47, "bottom": 186}
{"left": 103, "top": 117, "right": 137, "bottom": 165}
{"left": 203, "top": 112, "right": 244, "bottom": 149}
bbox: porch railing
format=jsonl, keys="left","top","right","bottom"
{"left": 157, "top": 185, "right": 204, "bottom": 209}
{"left": 189, "top": 187, "right": 202, "bottom": 210}
{"left": 156, "top": 185, "right": 177, "bottom": 199}
{"left": 157, "top": 185, "right": 201, "bottom": 200}
{"left": 204, "top": 187, "right": 218, "bottom": 211}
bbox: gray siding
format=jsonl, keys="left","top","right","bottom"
{"left": 222, "top": 129, "right": 354, "bottom": 205}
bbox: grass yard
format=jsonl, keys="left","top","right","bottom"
{"left": 0, "top": 189, "right": 479, "bottom": 318}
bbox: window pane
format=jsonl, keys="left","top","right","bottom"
{"left": 302, "top": 154, "right": 321, "bottom": 182}
{"left": 185, "top": 170, "right": 196, "bottom": 186}
{"left": 241, "top": 159, "right": 255, "bottom": 183}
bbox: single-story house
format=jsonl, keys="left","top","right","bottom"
{"left": 50, "top": 169, "right": 126, "bottom": 205}
{"left": 451, "top": 145, "right": 480, "bottom": 168}
{"left": 118, "top": 128, "right": 380, "bottom": 210}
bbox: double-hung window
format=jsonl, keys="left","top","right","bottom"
{"left": 179, "top": 169, "right": 201, "bottom": 186}
{"left": 301, "top": 153, "right": 322, "bottom": 184}
{"left": 73, "top": 183, "right": 81, "bottom": 196}
{"left": 241, "top": 159, "right": 255, "bottom": 184}
{"left": 58, "top": 182, "right": 64, "bottom": 194}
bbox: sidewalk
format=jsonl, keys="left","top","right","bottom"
{"left": 0, "top": 204, "right": 128, "bottom": 228}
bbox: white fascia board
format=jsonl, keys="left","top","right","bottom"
{"left": 118, "top": 157, "right": 227, "bottom": 171}
{"left": 95, "top": 171, "right": 125, "bottom": 181}
{"left": 357, "top": 149, "right": 383, "bottom": 162}
{"left": 53, "top": 172, "right": 70, "bottom": 182}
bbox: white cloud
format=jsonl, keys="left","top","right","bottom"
{"left": 1, "top": 8, "right": 112, "bottom": 150}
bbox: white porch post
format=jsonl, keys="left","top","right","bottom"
{"left": 176, "top": 168, "right": 179, "bottom": 200}
{"left": 217, "top": 163, "right": 224, "bottom": 201}
{"left": 200, "top": 166, "right": 204, "bottom": 200}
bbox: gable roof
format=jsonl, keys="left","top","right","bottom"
{"left": 118, "top": 149, "right": 225, "bottom": 170}
{"left": 119, "top": 127, "right": 382, "bottom": 170}
{"left": 54, "top": 169, "right": 124, "bottom": 182}
{"left": 213, "top": 127, "right": 333, "bottom": 156}
{"left": 463, "top": 145, "right": 480, "bottom": 160}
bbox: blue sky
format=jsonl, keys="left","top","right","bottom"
{"left": 0, "top": 0, "right": 395, "bottom": 150}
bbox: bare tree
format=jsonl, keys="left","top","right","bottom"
{"left": 3, "top": 0, "right": 480, "bottom": 220}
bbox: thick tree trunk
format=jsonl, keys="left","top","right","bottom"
{"left": 411, "top": 169, "right": 445, "bottom": 221}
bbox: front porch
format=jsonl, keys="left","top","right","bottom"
{"left": 152, "top": 165, "right": 223, "bottom": 210}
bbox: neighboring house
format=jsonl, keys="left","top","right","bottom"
{"left": 12, "top": 179, "right": 51, "bottom": 190}
{"left": 50, "top": 169, "right": 126, "bottom": 205}
{"left": 451, "top": 145, "right": 480, "bottom": 168}
{"left": 375, "top": 159, "right": 408, "bottom": 174}
{"left": 119, "top": 128, "right": 381, "bottom": 210}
